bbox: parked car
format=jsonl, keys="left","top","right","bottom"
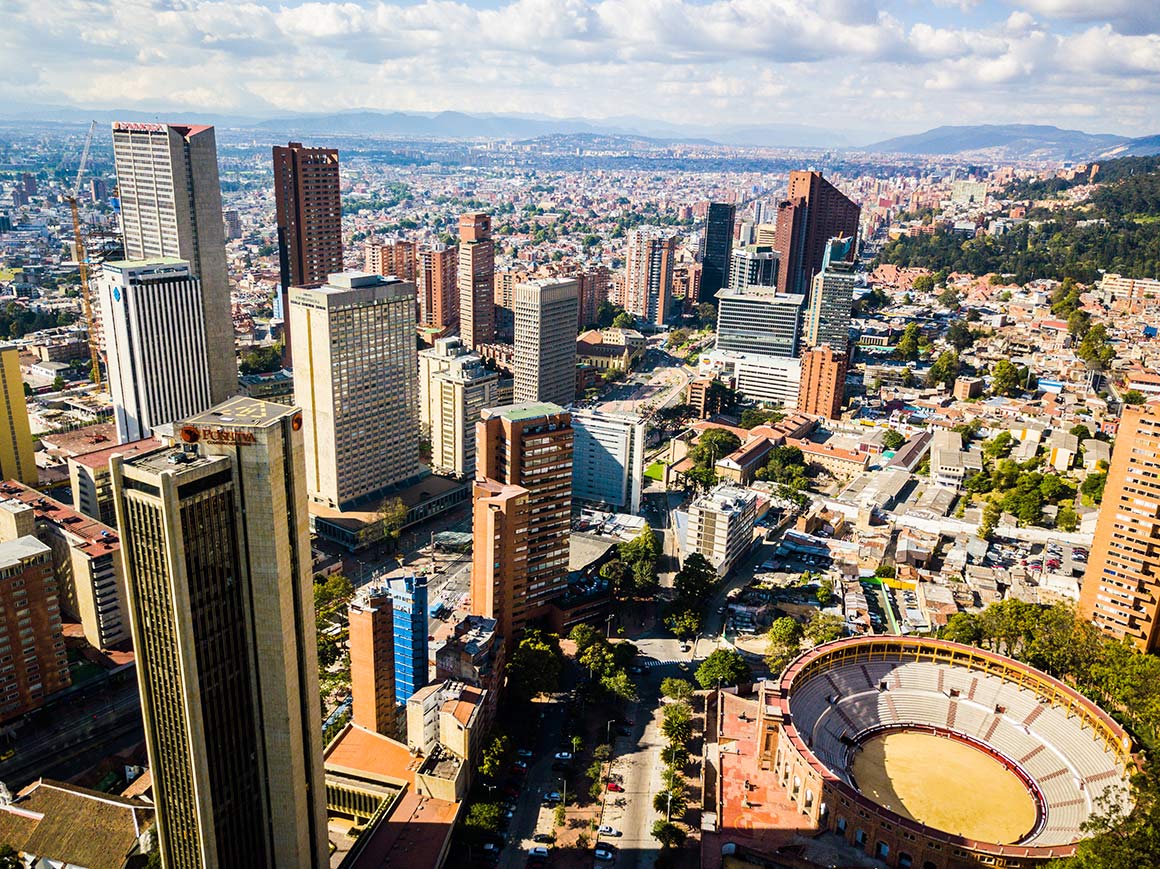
{"left": 528, "top": 846, "right": 550, "bottom": 858}
{"left": 554, "top": 751, "right": 573, "bottom": 761}
{"left": 595, "top": 847, "right": 616, "bottom": 861}
{"left": 533, "top": 833, "right": 554, "bottom": 844}
{"left": 597, "top": 825, "right": 622, "bottom": 837}
{"left": 542, "top": 791, "right": 561, "bottom": 803}
{"left": 516, "top": 748, "right": 534, "bottom": 759}
{"left": 606, "top": 781, "right": 624, "bottom": 792}
{"left": 514, "top": 760, "right": 528, "bottom": 770}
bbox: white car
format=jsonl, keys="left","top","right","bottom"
{"left": 597, "top": 825, "right": 622, "bottom": 837}
{"left": 529, "top": 846, "right": 550, "bottom": 858}
{"left": 595, "top": 847, "right": 616, "bottom": 861}
{"left": 554, "top": 751, "right": 573, "bottom": 761}
{"left": 516, "top": 748, "right": 534, "bottom": 758}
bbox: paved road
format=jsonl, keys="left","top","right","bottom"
{"left": 499, "top": 698, "right": 567, "bottom": 869}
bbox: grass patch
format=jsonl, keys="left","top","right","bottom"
{"left": 644, "top": 461, "right": 665, "bottom": 481}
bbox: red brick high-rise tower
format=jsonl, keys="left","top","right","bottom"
{"left": 773, "top": 171, "right": 859, "bottom": 296}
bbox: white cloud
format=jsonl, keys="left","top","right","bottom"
{"left": 2, "top": 0, "right": 1160, "bottom": 136}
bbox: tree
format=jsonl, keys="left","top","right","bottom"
{"left": 1082, "top": 471, "right": 1108, "bottom": 504}
{"left": 991, "top": 359, "right": 1022, "bottom": 396}
{"left": 664, "top": 606, "right": 701, "bottom": 640}
{"left": 661, "top": 677, "right": 695, "bottom": 702}
{"left": 653, "top": 788, "right": 688, "bottom": 818}
{"left": 979, "top": 499, "right": 1002, "bottom": 540}
{"left": 1070, "top": 424, "right": 1093, "bottom": 441}
{"left": 928, "top": 349, "right": 960, "bottom": 389}
{"left": 1067, "top": 309, "right": 1091, "bottom": 339}
{"left": 1077, "top": 323, "right": 1115, "bottom": 371}
{"left": 569, "top": 623, "right": 603, "bottom": 656}
{"left": 652, "top": 820, "right": 688, "bottom": 848}
{"left": 612, "top": 311, "right": 635, "bottom": 329}
{"left": 691, "top": 428, "right": 742, "bottom": 468}
{"left": 803, "top": 611, "right": 844, "bottom": 646}
{"left": 816, "top": 579, "right": 834, "bottom": 606}
{"left": 695, "top": 649, "right": 751, "bottom": 689}
{"left": 937, "top": 286, "right": 961, "bottom": 309}
{"left": 942, "top": 612, "right": 982, "bottom": 645}
{"left": 554, "top": 803, "right": 566, "bottom": 826}
{"left": 765, "top": 617, "right": 804, "bottom": 673}
{"left": 911, "top": 274, "right": 935, "bottom": 294}
{"left": 239, "top": 343, "right": 283, "bottom": 375}
{"left": 314, "top": 573, "right": 354, "bottom": 625}
{"left": 983, "top": 431, "right": 1014, "bottom": 460}
{"left": 479, "top": 733, "right": 510, "bottom": 779}
{"left": 599, "top": 560, "right": 633, "bottom": 597}
{"left": 882, "top": 429, "right": 906, "bottom": 451}
{"left": 1124, "top": 390, "right": 1146, "bottom": 405}
{"left": 661, "top": 744, "right": 690, "bottom": 768}
{"left": 1064, "top": 762, "right": 1160, "bottom": 869}
{"left": 600, "top": 670, "right": 638, "bottom": 703}
{"left": 661, "top": 713, "right": 692, "bottom": 746}
{"left": 673, "top": 553, "right": 717, "bottom": 606}
{"left": 946, "top": 319, "right": 976, "bottom": 351}
{"left": 507, "top": 630, "right": 564, "bottom": 700}
{"left": 378, "top": 496, "right": 408, "bottom": 542}
{"left": 52, "top": 375, "right": 65, "bottom": 391}
{"left": 464, "top": 801, "right": 504, "bottom": 835}
{"left": 895, "top": 323, "right": 922, "bottom": 362}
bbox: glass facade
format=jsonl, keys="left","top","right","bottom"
{"left": 390, "top": 574, "right": 429, "bottom": 705}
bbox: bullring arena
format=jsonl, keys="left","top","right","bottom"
{"left": 765, "top": 636, "right": 1134, "bottom": 869}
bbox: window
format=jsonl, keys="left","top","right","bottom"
{"left": 875, "top": 841, "right": 889, "bottom": 860}
{"left": 854, "top": 829, "right": 867, "bottom": 847}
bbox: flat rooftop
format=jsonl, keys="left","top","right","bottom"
{"left": 485, "top": 401, "right": 566, "bottom": 422}
{"left": 185, "top": 396, "right": 295, "bottom": 429}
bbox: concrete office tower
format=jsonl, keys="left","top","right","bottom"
{"left": 111, "top": 398, "right": 328, "bottom": 868}
{"left": 476, "top": 404, "right": 573, "bottom": 629}
{"left": 806, "top": 236, "right": 856, "bottom": 354}
{"left": 1081, "top": 403, "right": 1160, "bottom": 651}
{"left": 727, "top": 244, "right": 779, "bottom": 293}
{"left": 389, "top": 574, "right": 429, "bottom": 705}
{"left": 687, "top": 484, "right": 759, "bottom": 576}
{"left": 798, "top": 345, "right": 847, "bottom": 420}
{"left": 349, "top": 584, "right": 398, "bottom": 738}
{"left": 734, "top": 355, "right": 802, "bottom": 407}
{"left": 702, "top": 202, "right": 736, "bottom": 298}
{"left": 223, "top": 209, "right": 241, "bottom": 240}
{"left": 0, "top": 346, "right": 36, "bottom": 484}
{"left": 98, "top": 259, "right": 213, "bottom": 443}
{"left": 0, "top": 536, "right": 70, "bottom": 722}
{"left": 716, "top": 289, "right": 804, "bottom": 358}
{"left": 625, "top": 226, "right": 677, "bottom": 325}
{"left": 365, "top": 237, "right": 418, "bottom": 282}
{"left": 273, "top": 142, "right": 343, "bottom": 365}
{"left": 493, "top": 269, "right": 528, "bottom": 342}
{"left": 471, "top": 479, "right": 529, "bottom": 658}
{"left": 418, "top": 338, "right": 500, "bottom": 478}
{"left": 289, "top": 272, "right": 420, "bottom": 509}
{"left": 773, "top": 170, "right": 860, "bottom": 296}
{"left": 755, "top": 223, "right": 778, "bottom": 247}
{"left": 111, "top": 122, "right": 236, "bottom": 402}
{"left": 458, "top": 212, "right": 495, "bottom": 349}
{"left": 571, "top": 409, "right": 645, "bottom": 513}
{"left": 418, "top": 242, "right": 459, "bottom": 330}
{"left": 575, "top": 266, "right": 612, "bottom": 330}
{"left": 514, "top": 278, "right": 579, "bottom": 407}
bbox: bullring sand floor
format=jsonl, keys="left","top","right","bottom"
{"left": 850, "top": 731, "right": 1038, "bottom": 844}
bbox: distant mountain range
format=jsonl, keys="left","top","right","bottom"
{"left": 862, "top": 124, "right": 1160, "bottom": 161}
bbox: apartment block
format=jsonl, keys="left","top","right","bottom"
{"left": 419, "top": 338, "right": 500, "bottom": 479}
{"left": 458, "top": 213, "right": 495, "bottom": 349}
{"left": 686, "top": 484, "right": 758, "bottom": 576}
{"left": 514, "top": 278, "right": 579, "bottom": 407}
{"left": 571, "top": 409, "right": 645, "bottom": 513}
{"left": 797, "top": 345, "right": 847, "bottom": 420}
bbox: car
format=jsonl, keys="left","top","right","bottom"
{"left": 678, "top": 662, "right": 689, "bottom": 672}
{"left": 597, "top": 825, "right": 622, "bottom": 837}
{"left": 595, "top": 847, "right": 616, "bottom": 861}
{"left": 679, "top": 642, "right": 690, "bottom": 652}
{"left": 554, "top": 751, "right": 572, "bottom": 761}
{"left": 482, "top": 843, "right": 500, "bottom": 853}
{"left": 606, "top": 781, "right": 624, "bottom": 792}
{"left": 0, "top": 747, "right": 14, "bottom": 762}
{"left": 528, "top": 846, "right": 551, "bottom": 858}
{"left": 716, "top": 606, "right": 726, "bottom": 614}
{"left": 514, "top": 760, "right": 528, "bottom": 770}
{"left": 516, "top": 748, "right": 534, "bottom": 759}
{"left": 542, "top": 791, "right": 561, "bottom": 802}
{"left": 533, "top": 833, "right": 554, "bottom": 844}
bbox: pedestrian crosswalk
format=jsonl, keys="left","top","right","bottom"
{"left": 636, "top": 657, "right": 695, "bottom": 669}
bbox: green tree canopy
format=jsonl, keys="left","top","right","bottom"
{"left": 803, "top": 611, "right": 844, "bottom": 646}
{"left": 695, "top": 649, "right": 752, "bottom": 689}
{"left": 508, "top": 630, "right": 564, "bottom": 700}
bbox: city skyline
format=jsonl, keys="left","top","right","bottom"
{"left": 4, "top": 2, "right": 1160, "bottom": 139}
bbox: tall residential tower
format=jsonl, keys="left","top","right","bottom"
{"left": 514, "top": 278, "right": 579, "bottom": 408}
{"left": 458, "top": 213, "right": 495, "bottom": 349}
{"left": 772, "top": 170, "right": 860, "bottom": 297}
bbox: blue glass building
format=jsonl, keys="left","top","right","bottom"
{"left": 389, "top": 574, "right": 429, "bottom": 705}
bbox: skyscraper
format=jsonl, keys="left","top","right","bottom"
{"left": 702, "top": 202, "right": 736, "bottom": 298}
{"left": 364, "top": 237, "right": 418, "bottom": 282}
{"left": 418, "top": 338, "right": 500, "bottom": 479}
{"left": 798, "top": 345, "right": 847, "bottom": 420}
{"left": 273, "top": 142, "right": 343, "bottom": 365}
{"left": 389, "top": 574, "right": 429, "bottom": 705}
{"left": 97, "top": 258, "right": 212, "bottom": 443}
{"left": 471, "top": 479, "right": 529, "bottom": 658}
{"left": 571, "top": 409, "right": 646, "bottom": 513}
{"left": 289, "top": 272, "right": 420, "bottom": 508}
{"left": 0, "top": 346, "right": 36, "bottom": 484}
{"left": 475, "top": 403, "right": 572, "bottom": 642}
{"left": 625, "top": 226, "right": 677, "bottom": 325}
{"left": 514, "top": 278, "right": 579, "bottom": 407}
{"left": 805, "top": 236, "right": 856, "bottom": 354}
{"left": 111, "top": 397, "right": 327, "bottom": 868}
{"left": 418, "top": 242, "right": 459, "bottom": 330}
{"left": 716, "top": 289, "right": 804, "bottom": 358}
{"left": 575, "top": 266, "right": 612, "bottom": 331}
{"left": 727, "top": 244, "right": 779, "bottom": 293}
{"left": 111, "top": 122, "right": 237, "bottom": 402}
{"left": 493, "top": 268, "right": 528, "bottom": 342}
{"left": 773, "top": 170, "right": 860, "bottom": 296}
{"left": 1081, "top": 404, "right": 1160, "bottom": 651}
{"left": 458, "top": 212, "right": 495, "bottom": 349}
{"left": 349, "top": 583, "right": 398, "bottom": 738}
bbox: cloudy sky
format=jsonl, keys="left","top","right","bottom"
{"left": 4, "top": 0, "right": 1160, "bottom": 140}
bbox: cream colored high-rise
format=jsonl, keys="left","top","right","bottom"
{"left": 111, "top": 397, "right": 327, "bottom": 868}
{"left": 289, "top": 272, "right": 420, "bottom": 508}
{"left": 0, "top": 345, "right": 36, "bottom": 484}
{"left": 111, "top": 122, "right": 237, "bottom": 403}
{"left": 514, "top": 278, "right": 579, "bottom": 408}
{"left": 418, "top": 337, "right": 499, "bottom": 479}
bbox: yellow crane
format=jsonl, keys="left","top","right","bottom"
{"left": 67, "top": 120, "right": 101, "bottom": 386}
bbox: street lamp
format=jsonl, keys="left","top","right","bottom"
{"left": 607, "top": 718, "right": 615, "bottom": 744}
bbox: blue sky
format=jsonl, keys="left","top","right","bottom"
{"left": 4, "top": 0, "right": 1160, "bottom": 139}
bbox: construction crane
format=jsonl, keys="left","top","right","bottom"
{"left": 67, "top": 120, "right": 102, "bottom": 387}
